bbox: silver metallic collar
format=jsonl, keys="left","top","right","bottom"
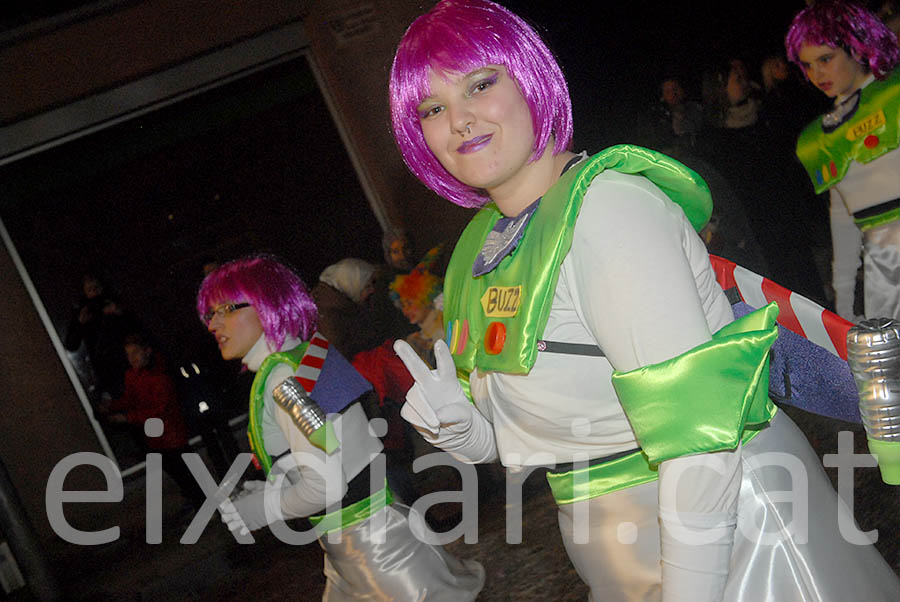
{"left": 822, "top": 90, "right": 861, "bottom": 133}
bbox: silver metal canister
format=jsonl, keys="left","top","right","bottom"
{"left": 846, "top": 318, "right": 900, "bottom": 484}
{"left": 272, "top": 377, "right": 327, "bottom": 439}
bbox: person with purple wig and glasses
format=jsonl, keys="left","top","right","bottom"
{"left": 787, "top": 0, "right": 900, "bottom": 323}
{"left": 197, "top": 254, "right": 483, "bottom": 601}
{"left": 388, "top": 1, "right": 900, "bottom": 600}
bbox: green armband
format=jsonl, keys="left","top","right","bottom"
{"left": 308, "top": 484, "right": 394, "bottom": 534}
{"left": 611, "top": 303, "right": 779, "bottom": 465}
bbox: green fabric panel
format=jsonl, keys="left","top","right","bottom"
{"left": 854, "top": 205, "right": 900, "bottom": 232}
{"left": 457, "top": 368, "right": 473, "bottom": 404}
{"left": 443, "top": 144, "right": 712, "bottom": 376}
{"left": 546, "top": 450, "right": 658, "bottom": 505}
{"left": 248, "top": 343, "right": 308, "bottom": 477}
{"left": 307, "top": 484, "right": 394, "bottom": 534}
{"left": 610, "top": 303, "right": 779, "bottom": 465}
{"left": 442, "top": 171, "right": 576, "bottom": 376}
{"left": 796, "top": 69, "right": 900, "bottom": 194}
{"left": 545, "top": 425, "right": 770, "bottom": 504}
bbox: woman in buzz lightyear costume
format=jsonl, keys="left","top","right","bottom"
{"left": 389, "top": 1, "right": 900, "bottom": 600}
{"left": 787, "top": 0, "right": 900, "bottom": 322}
{"left": 197, "top": 254, "right": 483, "bottom": 602}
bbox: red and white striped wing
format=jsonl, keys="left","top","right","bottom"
{"left": 709, "top": 255, "right": 853, "bottom": 360}
{"left": 294, "top": 332, "right": 329, "bottom": 393}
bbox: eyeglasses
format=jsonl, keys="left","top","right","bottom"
{"left": 202, "top": 302, "right": 250, "bottom": 325}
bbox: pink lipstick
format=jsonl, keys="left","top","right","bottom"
{"left": 457, "top": 134, "right": 492, "bottom": 154}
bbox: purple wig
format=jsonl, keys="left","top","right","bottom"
{"left": 389, "top": 0, "right": 573, "bottom": 208}
{"left": 196, "top": 254, "right": 317, "bottom": 351}
{"left": 786, "top": 0, "right": 900, "bottom": 79}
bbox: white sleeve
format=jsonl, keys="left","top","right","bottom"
{"left": 566, "top": 173, "right": 739, "bottom": 602}
{"left": 264, "top": 365, "right": 348, "bottom": 519}
{"left": 829, "top": 188, "right": 862, "bottom": 321}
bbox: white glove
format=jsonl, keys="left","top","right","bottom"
{"left": 394, "top": 339, "right": 497, "bottom": 463}
{"left": 217, "top": 479, "right": 284, "bottom": 535}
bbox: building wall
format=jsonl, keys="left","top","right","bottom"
{"left": 0, "top": 0, "right": 309, "bottom": 125}
{"left": 301, "top": 0, "right": 472, "bottom": 252}
{"left": 0, "top": 233, "right": 105, "bottom": 542}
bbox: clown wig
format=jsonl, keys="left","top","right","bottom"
{"left": 786, "top": 0, "right": 900, "bottom": 80}
{"left": 197, "top": 254, "right": 317, "bottom": 351}
{"left": 389, "top": 0, "right": 573, "bottom": 208}
{"left": 389, "top": 244, "right": 444, "bottom": 311}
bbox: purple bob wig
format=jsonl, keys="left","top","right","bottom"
{"left": 389, "top": 0, "right": 573, "bottom": 208}
{"left": 786, "top": 0, "right": 900, "bottom": 79}
{"left": 196, "top": 254, "right": 317, "bottom": 351}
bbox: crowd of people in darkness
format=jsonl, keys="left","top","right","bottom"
{"left": 642, "top": 53, "right": 830, "bottom": 305}
{"left": 634, "top": 0, "right": 900, "bottom": 319}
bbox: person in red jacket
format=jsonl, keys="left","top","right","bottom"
{"left": 103, "top": 333, "right": 204, "bottom": 507}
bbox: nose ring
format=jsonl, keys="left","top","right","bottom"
{"left": 465, "top": 125, "right": 471, "bottom": 134}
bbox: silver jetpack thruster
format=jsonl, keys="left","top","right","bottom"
{"left": 272, "top": 376, "right": 340, "bottom": 454}
{"left": 847, "top": 318, "right": 900, "bottom": 485}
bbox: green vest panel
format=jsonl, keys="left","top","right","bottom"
{"left": 248, "top": 343, "right": 309, "bottom": 477}
{"left": 796, "top": 69, "right": 900, "bottom": 194}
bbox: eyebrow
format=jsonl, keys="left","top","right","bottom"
{"left": 418, "top": 66, "right": 501, "bottom": 106}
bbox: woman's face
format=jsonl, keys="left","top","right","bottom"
{"left": 797, "top": 43, "right": 869, "bottom": 99}
{"left": 772, "top": 57, "right": 789, "bottom": 81}
{"left": 82, "top": 276, "right": 103, "bottom": 299}
{"left": 206, "top": 302, "right": 264, "bottom": 360}
{"left": 388, "top": 238, "right": 411, "bottom": 270}
{"left": 417, "top": 65, "right": 536, "bottom": 200}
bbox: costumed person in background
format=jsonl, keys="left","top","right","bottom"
{"left": 390, "top": 245, "right": 445, "bottom": 367}
{"left": 388, "top": 1, "right": 900, "bottom": 601}
{"left": 787, "top": 0, "right": 900, "bottom": 322}
{"left": 197, "top": 254, "right": 483, "bottom": 602}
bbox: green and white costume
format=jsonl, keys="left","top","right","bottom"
{"left": 442, "top": 146, "right": 900, "bottom": 601}
{"left": 796, "top": 69, "right": 900, "bottom": 321}
{"left": 243, "top": 333, "right": 484, "bottom": 602}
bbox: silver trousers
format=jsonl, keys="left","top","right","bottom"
{"left": 863, "top": 217, "right": 900, "bottom": 320}
{"left": 320, "top": 503, "right": 484, "bottom": 601}
{"left": 556, "top": 412, "right": 900, "bottom": 601}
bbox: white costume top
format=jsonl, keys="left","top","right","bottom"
{"left": 469, "top": 168, "right": 741, "bottom": 601}
{"left": 470, "top": 170, "right": 734, "bottom": 466}
{"left": 243, "top": 334, "right": 382, "bottom": 519}
{"left": 827, "top": 75, "right": 900, "bottom": 320}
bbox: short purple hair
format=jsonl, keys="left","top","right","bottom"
{"left": 196, "top": 254, "right": 317, "bottom": 351}
{"left": 389, "top": 0, "right": 573, "bottom": 208}
{"left": 786, "top": 0, "right": 900, "bottom": 79}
